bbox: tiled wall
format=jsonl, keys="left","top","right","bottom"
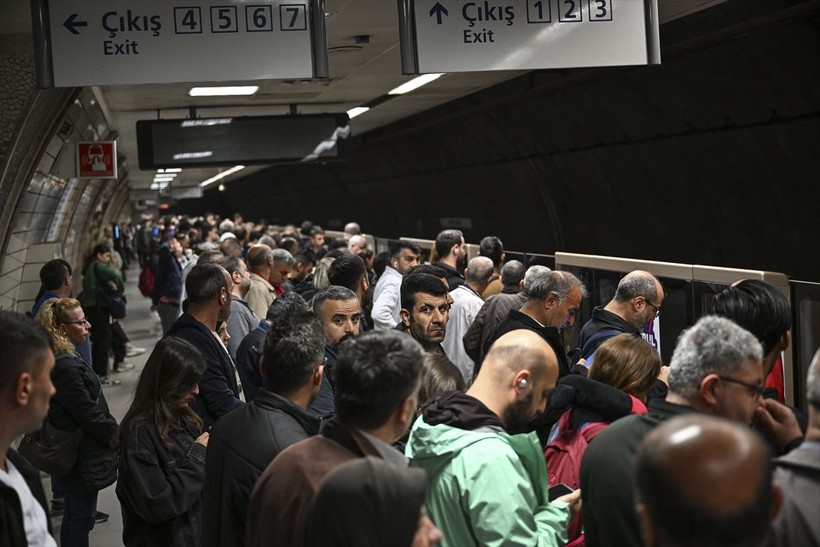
{"left": 0, "top": 81, "right": 129, "bottom": 312}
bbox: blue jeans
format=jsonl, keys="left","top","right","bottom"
{"left": 61, "top": 490, "right": 97, "bottom": 547}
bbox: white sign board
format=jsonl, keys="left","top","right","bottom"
{"left": 39, "top": 0, "right": 324, "bottom": 86}
{"left": 401, "top": 0, "right": 659, "bottom": 73}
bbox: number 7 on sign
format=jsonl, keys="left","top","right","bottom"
{"left": 279, "top": 4, "right": 307, "bottom": 31}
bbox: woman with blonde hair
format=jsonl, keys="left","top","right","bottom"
{"left": 36, "top": 298, "right": 118, "bottom": 547}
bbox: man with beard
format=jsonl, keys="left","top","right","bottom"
{"left": 202, "top": 311, "right": 325, "bottom": 547}
{"left": 221, "top": 256, "right": 255, "bottom": 360}
{"left": 431, "top": 229, "right": 467, "bottom": 291}
{"left": 311, "top": 286, "right": 362, "bottom": 420}
{"left": 407, "top": 330, "right": 578, "bottom": 547}
{"left": 166, "top": 262, "right": 244, "bottom": 429}
{"left": 399, "top": 273, "right": 450, "bottom": 355}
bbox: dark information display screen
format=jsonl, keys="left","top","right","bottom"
{"left": 137, "top": 114, "right": 351, "bottom": 169}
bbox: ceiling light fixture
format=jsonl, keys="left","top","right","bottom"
{"left": 388, "top": 73, "right": 444, "bottom": 95}
{"left": 347, "top": 106, "right": 370, "bottom": 119}
{"left": 188, "top": 86, "right": 259, "bottom": 97}
{"left": 199, "top": 165, "right": 245, "bottom": 188}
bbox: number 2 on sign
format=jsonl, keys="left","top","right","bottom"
{"left": 588, "top": 0, "right": 613, "bottom": 21}
{"left": 559, "top": 0, "right": 582, "bottom": 21}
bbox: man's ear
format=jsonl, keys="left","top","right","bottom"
{"left": 397, "top": 395, "right": 416, "bottom": 427}
{"left": 698, "top": 373, "right": 720, "bottom": 407}
{"left": 399, "top": 309, "right": 411, "bottom": 328}
{"left": 360, "top": 275, "right": 369, "bottom": 293}
{"left": 314, "top": 364, "right": 324, "bottom": 387}
{"left": 636, "top": 503, "right": 657, "bottom": 547}
{"left": 16, "top": 373, "right": 33, "bottom": 406}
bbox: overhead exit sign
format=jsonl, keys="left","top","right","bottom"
{"left": 399, "top": 0, "right": 660, "bottom": 74}
{"left": 32, "top": 0, "right": 328, "bottom": 87}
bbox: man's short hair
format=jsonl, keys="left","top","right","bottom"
{"left": 312, "top": 286, "right": 358, "bottom": 316}
{"left": 248, "top": 246, "right": 273, "bottom": 269}
{"left": 271, "top": 249, "right": 295, "bottom": 266}
{"left": 407, "top": 264, "right": 447, "bottom": 279}
{"left": 613, "top": 273, "right": 659, "bottom": 303}
{"left": 280, "top": 237, "right": 300, "bottom": 256}
{"left": 465, "top": 257, "right": 495, "bottom": 285}
{"left": 262, "top": 311, "right": 325, "bottom": 394}
{"left": 807, "top": 349, "right": 820, "bottom": 409}
{"left": 0, "top": 311, "right": 52, "bottom": 390}
{"left": 479, "top": 236, "right": 504, "bottom": 266}
{"left": 635, "top": 415, "right": 772, "bottom": 547}
{"left": 667, "top": 316, "right": 763, "bottom": 397}
{"left": 196, "top": 249, "right": 224, "bottom": 264}
{"left": 186, "top": 263, "right": 229, "bottom": 304}
{"left": 219, "top": 237, "right": 241, "bottom": 257}
{"left": 710, "top": 279, "right": 792, "bottom": 356}
{"left": 310, "top": 226, "right": 325, "bottom": 237}
{"left": 522, "top": 265, "right": 550, "bottom": 295}
{"left": 389, "top": 240, "right": 421, "bottom": 260}
{"left": 344, "top": 222, "right": 361, "bottom": 236}
{"left": 526, "top": 270, "right": 586, "bottom": 302}
{"left": 334, "top": 330, "right": 424, "bottom": 429}
{"left": 39, "top": 259, "right": 72, "bottom": 291}
{"left": 434, "top": 229, "right": 463, "bottom": 258}
{"left": 265, "top": 291, "right": 309, "bottom": 321}
{"left": 501, "top": 260, "right": 525, "bottom": 287}
{"left": 218, "top": 218, "right": 235, "bottom": 234}
{"left": 219, "top": 255, "right": 246, "bottom": 277}
{"left": 327, "top": 254, "right": 366, "bottom": 291}
{"left": 401, "top": 273, "right": 449, "bottom": 311}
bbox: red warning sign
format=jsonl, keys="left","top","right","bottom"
{"left": 77, "top": 141, "right": 117, "bottom": 178}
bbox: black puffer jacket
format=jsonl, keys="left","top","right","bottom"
{"left": 48, "top": 352, "right": 118, "bottom": 494}
{"left": 201, "top": 390, "right": 320, "bottom": 547}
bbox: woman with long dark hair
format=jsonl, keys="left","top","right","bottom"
{"left": 82, "top": 243, "right": 124, "bottom": 384}
{"left": 116, "top": 337, "right": 208, "bottom": 547}
{"left": 35, "top": 298, "right": 118, "bottom": 547}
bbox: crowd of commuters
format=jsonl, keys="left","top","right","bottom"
{"left": 0, "top": 213, "right": 817, "bottom": 547}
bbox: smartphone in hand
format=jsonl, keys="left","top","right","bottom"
{"left": 548, "top": 483, "right": 574, "bottom": 502}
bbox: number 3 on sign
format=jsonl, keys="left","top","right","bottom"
{"left": 588, "top": 0, "right": 613, "bottom": 21}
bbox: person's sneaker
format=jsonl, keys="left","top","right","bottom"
{"left": 125, "top": 346, "right": 146, "bottom": 357}
{"left": 49, "top": 499, "right": 64, "bottom": 517}
{"left": 99, "top": 376, "right": 121, "bottom": 386}
{"left": 112, "top": 362, "right": 135, "bottom": 372}
{"left": 94, "top": 511, "right": 109, "bottom": 524}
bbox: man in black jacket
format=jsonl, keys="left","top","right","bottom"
{"left": 166, "top": 262, "right": 242, "bottom": 429}
{"left": 0, "top": 312, "right": 56, "bottom": 547}
{"left": 201, "top": 310, "right": 325, "bottom": 547}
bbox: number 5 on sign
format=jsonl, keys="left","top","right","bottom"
{"left": 589, "top": 0, "right": 613, "bottom": 21}
{"left": 279, "top": 4, "right": 307, "bottom": 31}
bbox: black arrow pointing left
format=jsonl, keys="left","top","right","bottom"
{"left": 63, "top": 14, "right": 88, "bottom": 35}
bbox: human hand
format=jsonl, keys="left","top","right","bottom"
{"left": 556, "top": 489, "right": 582, "bottom": 520}
{"left": 754, "top": 399, "right": 802, "bottom": 453}
{"left": 195, "top": 432, "right": 210, "bottom": 447}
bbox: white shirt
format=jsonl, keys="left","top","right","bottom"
{"left": 441, "top": 284, "right": 485, "bottom": 384}
{"left": 0, "top": 458, "right": 56, "bottom": 547}
{"left": 371, "top": 266, "right": 403, "bottom": 329}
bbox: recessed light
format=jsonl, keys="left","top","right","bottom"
{"left": 347, "top": 107, "right": 370, "bottom": 119}
{"left": 188, "top": 86, "right": 259, "bottom": 97}
{"left": 388, "top": 74, "right": 444, "bottom": 95}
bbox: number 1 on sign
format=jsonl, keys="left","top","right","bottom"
{"left": 527, "top": 0, "right": 552, "bottom": 23}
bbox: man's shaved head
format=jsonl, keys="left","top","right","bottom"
{"left": 635, "top": 414, "right": 775, "bottom": 547}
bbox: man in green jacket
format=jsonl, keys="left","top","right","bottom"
{"left": 408, "top": 330, "right": 579, "bottom": 547}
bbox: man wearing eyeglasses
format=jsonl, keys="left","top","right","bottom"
{"left": 575, "top": 270, "right": 664, "bottom": 368}
{"left": 580, "top": 315, "right": 802, "bottom": 547}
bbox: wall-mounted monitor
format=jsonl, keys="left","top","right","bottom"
{"left": 136, "top": 114, "right": 351, "bottom": 169}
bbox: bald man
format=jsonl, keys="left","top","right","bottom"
{"left": 576, "top": 270, "right": 664, "bottom": 367}
{"left": 408, "top": 330, "right": 578, "bottom": 547}
{"left": 635, "top": 414, "right": 781, "bottom": 547}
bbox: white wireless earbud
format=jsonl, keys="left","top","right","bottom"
{"left": 517, "top": 378, "right": 528, "bottom": 389}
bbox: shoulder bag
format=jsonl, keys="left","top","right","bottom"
{"left": 18, "top": 419, "right": 84, "bottom": 476}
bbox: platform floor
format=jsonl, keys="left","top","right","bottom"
{"left": 46, "top": 267, "right": 161, "bottom": 546}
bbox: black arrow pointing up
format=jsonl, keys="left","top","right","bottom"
{"left": 429, "top": 2, "right": 448, "bottom": 24}
{"left": 63, "top": 14, "right": 88, "bottom": 35}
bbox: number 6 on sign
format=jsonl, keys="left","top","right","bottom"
{"left": 246, "top": 5, "right": 274, "bottom": 31}
{"left": 280, "top": 4, "right": 307, "bottom": 31}
{"left": 588, "top": 0, "right": 613, "bottom": 21}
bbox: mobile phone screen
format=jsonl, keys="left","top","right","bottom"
{"left": 548, "top": 483, "right": 574, "bottom": 501}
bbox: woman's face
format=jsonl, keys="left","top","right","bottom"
{"left": 60, "top": 306, "right": 91, "bottom": 345}
{"left": 410, "top": 508, "right": 442, "bottom": 547}
{"left": 179, "top": 384, "right": 199, "bottom": 408}
{"left": 217, "top": 324, "right": 230, "bottom": 348}
{"left": 96, "top": 251, "right": 112, "bottom": 264}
